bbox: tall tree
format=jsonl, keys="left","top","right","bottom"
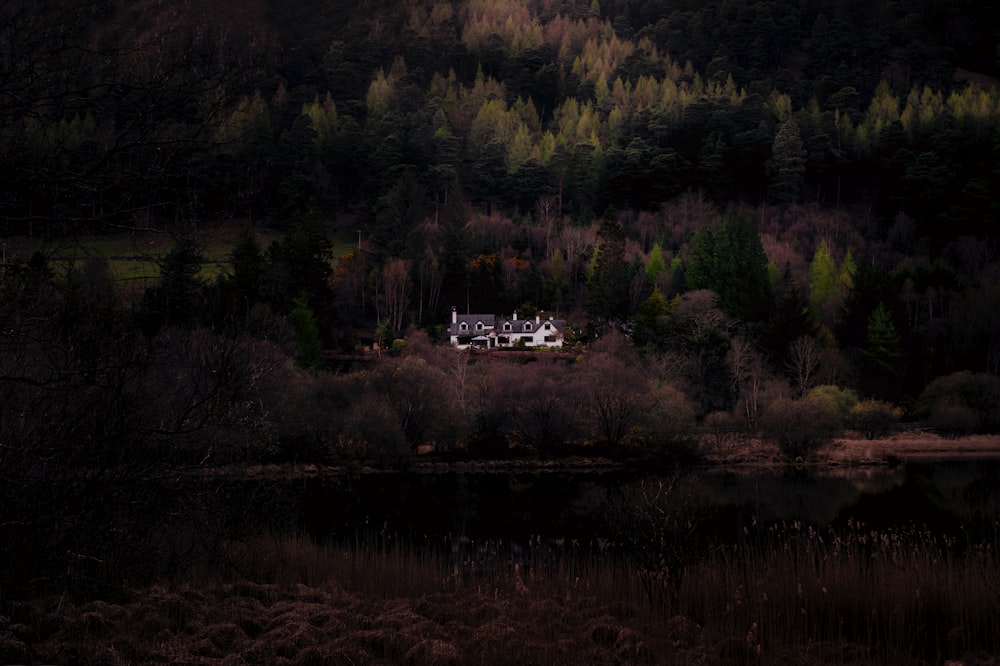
{"left": 767, "top": 118, "right": 807, "bottom": 205}
{"left": 809, "top": 238, "right": 838, "bottom": 311}
{"left": 686, "top": 213, "right": 773, "bottom": 322}
{"left": 139, "top": 236, "right": 207, "bottom": 334}
{"left": 864, "top": 301, "right": 904, "bottom": 397}
{"left": 586, "top": 214, "right": 631, "bottom": 335}
{"left": 645, "top": 242, "right": 667, "bottom": 286}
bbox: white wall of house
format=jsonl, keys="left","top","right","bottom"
{"left": 449, "top": 309, "right": 563, "bottom": 349}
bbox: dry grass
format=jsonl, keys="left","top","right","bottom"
{"left": 682, "top": 521, "right": 1000, "bottom": 664}
{"left": 4, "top": 527, "right": 998, "bottom": 665}
{"left": 701, "top": 431, "right": 1000, "bottom": 467}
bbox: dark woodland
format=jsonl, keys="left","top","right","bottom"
{"left": 2, "top": 2, "right": 1000, "bottom": 660}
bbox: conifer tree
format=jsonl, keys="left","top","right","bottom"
{"left": 687, "top": 213, "right": 773, "bottom": 322}
{"left": 767, "top": 118, "right": 807, "bottom": 205}
{"left": 865, "top": 302, "right": 904, "bottom": 377}
{"left": 586, "top": 214, "right": 630, "bottom": 335}
{"left": 644, "top": 242, "right": 667, "bottom": 286}
{"left": 291, "top": 296, "right": 324, "bottom": 369}
{"left": 809, "top": 239, "right": 838, "bottom": 310}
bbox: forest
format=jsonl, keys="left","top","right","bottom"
{"left": 2, "top": 0, "right": 1000, "bottom": 472}
{"left": 5, "top": 3, "right": 1000, "bottom": 660}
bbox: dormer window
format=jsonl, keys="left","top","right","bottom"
{"left": 459, "top": 322, "right": 468, "bottom": 331}
{"left": 503, "top": 322, "right": 512, "bottom": 331}
{"left": 476, "top": 321, "right": 484, "bottom": 331}
{"left": 524, "top": 322, "right": 532, "bottom": 331}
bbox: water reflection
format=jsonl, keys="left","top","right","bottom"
{"left": 297, "top": 461, "right": 1000, "bottom": 548}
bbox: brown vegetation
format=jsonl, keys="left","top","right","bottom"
{"left": 3, "top": 525, "right": 997, "bottom": 665}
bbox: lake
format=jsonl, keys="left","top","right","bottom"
{"left": 288, "top": 460, "right": 1000, "bottom": 556}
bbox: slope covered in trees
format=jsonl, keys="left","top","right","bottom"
{"left": 2, "top": 0, "right": 999, "bottom": 419}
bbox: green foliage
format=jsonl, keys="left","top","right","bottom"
{"left": 644, "top": 242, "right": 667, "bottom": 286}
{"left": 848, "top": 400, "right": 898, "bottom": 440}
{"left": 767, "top": 119, "right": 806, "bottom": 205}
{"left": 808, "top": 239, "right": 838, "bottom": 310}
{"left": 767, "top": 264, "right": 817, "bottom": 360}
{"left": 632, "top": 286, "right": 674, "bottom": 350}
{"left": 686, "top": 213, "right": 773, "bottom": 322}
{"left": 290, "top": 296, "right": 324, "bottom": 369}
{"left": 805, "top": 384, "right": 859, "bottom": 424}
{"left": 139, "top": 236, "right": 207, "bottom": 334}
{"left": 865, "top": 302, "right": 904, "bottom": 377}
{"left": 586, "top": 215, "right": 631, "bottom": 334}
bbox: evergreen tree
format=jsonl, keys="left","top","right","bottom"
{"left": 767, "top": 118, "right": 807, "bottom": 205}
{"left": 644, "top": 242, "right": 667, "bottom": 286}
{"left": 228, "top": 229, "right": 265, "bottom": 309}
{"left": 865, "top": 302, "right": 904, "bottom": 376}
{"left": 633, "top": 286, "right": 673, "bottom": 351}
{"left": 809, "top": 239, "right": 838, "bottom": 310}
{"left": 767, "top": 263, "right": 817, "bottom": 361}
{"left": 139, "top": 236, "right": 206, "bottom": 334}
{"left": 290, "top": 295, "right": 324, "bottom": 369}
{"left": 864, "top": 301, "right": 905, "bottom": 399}
{"left": 687, "top": 213, "right": 773, "bottom": 322}
{"left": 586, "top": 214, "right": 630, "bottom": 335}
{"left": 838, "top": 249, "right": 856, "bottom": 296}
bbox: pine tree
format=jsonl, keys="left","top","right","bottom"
{"left": 687, "top": 214, "right": 773, "bottom": 322}
{"left": 767, "top": 263, "right": 817, "bottom": 360}
{"left": 767, "top": 118, "right": 807, "bottom": 205}
{"left": 586, "top": 214, "right": 630, "bottom": 334}
{"left": 633, "top": 286, "right": 673, "bottom": 350}
{"left": 865, "top": 302, "right": 904, "bottom": 376}
{"left": 291, "top": 296, "right": 324, "bottom": 369}
{"left": 864, "top": 301, "right": 905, "bottom": 400}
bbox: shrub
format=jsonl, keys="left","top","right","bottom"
{"left": 759, "top": 394, "right": 842, "bottom": 460}
{"left": 805, "top": 384, "right": 858, "bottom": 424}
{"left": 918, "top": 371, "right": 1000, "bottom": 434}
{"left": 701, "top": 411, "right": 741, "bottom": 451}
{"left": 340, "top": 395, "right": 409, "bottom": 461}
{"left": 637, "top": 384, "right": 699, "bottom": 461}
{"left": 848, "top": 400, "right": 898, "bottom": 439}
{"left": 928, "top": 400, "right": 978, "bottom": 438}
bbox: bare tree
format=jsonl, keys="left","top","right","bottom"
{"left": 729, "top": 335, "right": 766, "bottom": 430}
{"left": 382, "top": 257, "right": 412, "bottom": 334}
{"left": 578, "top": 349, "right": 650, "bottom": 447}
{"left": 787, "top": 335, "right": 822, "bottom": 397}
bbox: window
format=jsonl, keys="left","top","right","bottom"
{"left": 543, "top": 322, "right": 551, "bottom": 330}
{"left": 503, "top": 323, "right": 511, "bottom": 331}
{"left": 459, "top": 322, "right": 468, "bottom": 331}
{"left": 476, "top": 321, "right": 484, "bottom": 331}
{"left": 524, "top": 322, "right": 532, "bottom": 331}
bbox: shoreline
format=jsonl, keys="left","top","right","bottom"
{"left": 184, "top": 432, "right": 1000, "bottom": 481}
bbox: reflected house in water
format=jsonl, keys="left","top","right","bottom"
{"left": 448, "top": 306, "right": 565, "bottom": 349}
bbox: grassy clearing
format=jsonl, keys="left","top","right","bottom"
{"left": 8, "top": 526, "right": 998, "bottom": 665}
{"left": 2, "top": 222, "right": 357, "bottom": 290}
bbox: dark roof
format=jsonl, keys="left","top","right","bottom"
{"left": 450, "top": 313, "right": 566, "bottom": 336}
{"left": 449, "top": 314, "right": 496, "bottom": 336}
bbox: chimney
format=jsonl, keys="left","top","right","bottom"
{"left": 513, "top": 310, "right": 517, "bottom": 321}
{"left": 536, "top": 314, "right": 540, "bottom": 324}
{"left": 451, "top": 306, "right": 457, "bottom": 324}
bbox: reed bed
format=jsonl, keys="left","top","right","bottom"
{"left": 681, "top": 520, "right": 1000, "bottom": 663}
{"left": 9, "top": 524, "right": 998, "bottom": 664}
{"left": 187, "top": 524, "right": 1000, "bottom": 663}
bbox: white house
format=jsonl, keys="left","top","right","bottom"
{"left": 449, "top": 307, "right": 566, "bottom": 349}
